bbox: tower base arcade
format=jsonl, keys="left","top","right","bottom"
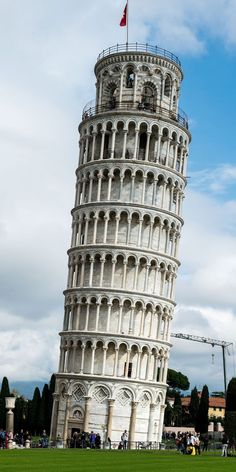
{"left": 52, "top": 375, "right": 166, "bottom": 445}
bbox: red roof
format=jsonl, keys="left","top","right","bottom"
{"left": 181, "top": 397, "right": 225, "bottom": 408}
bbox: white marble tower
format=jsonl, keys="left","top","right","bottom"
{"left": 50, "top": 43, "right": 191, "bottom": 445}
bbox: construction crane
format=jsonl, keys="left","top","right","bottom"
{"left": 171, "top": 332, "right": 233, "bottom": 394}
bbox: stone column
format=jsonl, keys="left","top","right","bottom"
{"left": 147, "top": 403, "right": 156, "bottom": 442}
{"left": 157, "top": 405, "right": 166, "bottom": 443}
{"left": 80, "top": 344, "right": 85, "bottom": 373}
{"left": 129, "top": 306, "right": 135, "bottom": 334}
{"left": 95, "top": 302, "right": 100, "bottom": 331}
{"left": 85, "top": 302, "right": 90, "bottom": 331}
{"left": 114, "top": 348, "right": 119, "bottom": 376}
{"left": 122, "top": 260, "right": 127, "bottom": 289}
{"left": 89, "top": 257, "right": 94, "bottom": 286}
{"left": 129, "top": 402, "right": 138, "bottom": 448}
{"left": 71, "top": 344, "right": 77, "bottom": 371}
{"left": 99, "top": 256, "right": 105, "bottom": 286}
{"left": 88, "top": 176, "right": 93, "bottom": 202}
{"left": 118, "top": 303, "right": 123, "bottom": 332}
{"left": 91, "top": 344, "right": 96, "bottom": 374}
{"left": 161, "top": 182, "right": 167, "bottom": 208}
{"left": 99, "top": 130, "right": 105, "bottom": 159}
{"left": 103, "top": 215, "right": 109, "bottom": 243}
{"left": 96, "top": 173, "right": 102, "bottom": 201}
{"left": 102, "top": 347, "right": 107, "bottom": 375}
{"left": 91, "top": 132, "right": 97, "bottom": 161}
{"left": 114, "top": 215, "right": 120, "bottom": 244}
{"left": 63, "top": 394, "right": 72, "bottom": 445}
{"left": 141, "top": 176, "right": 147, "bottom": 204}
{"left": 92, "top": 214, "right": 98, "bottom": 244}
{"left": 106, "top": 302, "right": 112, "bottom": 332}
{"left": 133, "top": 129, "right": 139, "bottom": 159}
{"left": 50, "top": 393, "right": 60, "bottom": 440}
{"left": 107, "top": 399, "right": 115, "bottom": 439}
{"left": 107, "top": 174, "right": 112, "bottom": 200}
{"left": 145, "top": 132, "right": 151, "bottom": 161}
{"left": 110, "top": 129, "right": 116, "bottom": 158}
{"left": 122, "top": 130, "right": 128, "bottom": 158}
{"left": 83, "top": 396, "right": 92, "bottom": 432}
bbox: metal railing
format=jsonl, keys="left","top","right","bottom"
{"left": 82, "top": 101, "right": 188, "bottom": 130}
{"left": 97, "top": 43, "right": 181, "bottom": 68}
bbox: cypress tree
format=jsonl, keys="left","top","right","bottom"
{"left": 14, "top": 397, "right": 28, "bottom": 433}
{"left": 173, "top": 392, "right": 182, "bottom": 426}
{"left": 38, "top": 384, "right": 50, "bottom": 434}
{"left": 29, "top": 387, "right": 41, "bottom": 436}
{"left": 195, "top": 385, "right": 209, "bottom": 433}
{"left": 225, "top": 377, "right": 236, "bottom": 441}
{"left": 189, "top": 387, "right": 199, "bottom": 425}
{"left": 0, "top": 377, "right": 11, "bottom": 429}
{"left": 164, "top": 402, "right": 173, "bottom": 426}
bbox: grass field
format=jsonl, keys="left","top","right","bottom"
{"left": 0, "top": 450, "right": 235, "bottom": 472}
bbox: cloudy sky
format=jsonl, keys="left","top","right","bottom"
{"left": 1, "top": 0, "right": 236, "bottom": 394}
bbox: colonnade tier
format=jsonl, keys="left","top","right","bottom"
{"left": 66, "top": 249, "right": 177, "bottom": 301}
{"left": 58, "top": 336, "right": 170, "bottom": 385}
{"left": 61, "top": 295, "right": 173, "bottom": 341}
{"left": 70, "top": 208, "right": 181, "bottom": 260}
{"left": 78, "top": 117, "right": 189, "bottom": 176}
{"left": 74, "top": 167, "right": 185, "bottom": 221}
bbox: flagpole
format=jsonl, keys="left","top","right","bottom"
{"left": 127, "top": 0, "right": 129, "bottom": 44}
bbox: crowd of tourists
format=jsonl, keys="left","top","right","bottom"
{"left": 68, "top": 430, "right": 102, "bottom": 449}
{"left": 175, "top": 432, "right": 202, "bottom": 455}
{"left": 0, "top": 428, "right": 49, "bottom": 449}
{"left": 0, "top": 429, "right": 32, "bottom": 449}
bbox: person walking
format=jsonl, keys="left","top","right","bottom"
{"left": 121, "top": 430, "right": 128, "bottom": 449}
{"left": 221, "top": 434, "right": 229, "bottom": 457}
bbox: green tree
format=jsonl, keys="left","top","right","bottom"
{"left": 0, "top": 377, "right": 11, "bottom": 429}
{"left": 167, "top": 369, "right": 190, "bottom": 391}
{"left": 224, "top": 377, "right": 236, "bottom": 441}
{"left": 38, "top": 384, "right": 50, "bottom": 434}
{"left": 29, "top": 387, "right": 41, "bottom": 435}
{"left": 195, "top": 384, "right": 209, "bottom": 433}
{"left": 164, "top": 402, "right": 173, "bottom": 426}
{"left": 14, "top": 396, "right": 29, "bottom": 433}
{"left": 189, "top": 387, "right": 199, "bottom": 425}
{"left": 172, "top": 392, "right": 182, "bottom": 426}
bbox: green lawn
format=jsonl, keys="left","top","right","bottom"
{"left": 0, "top": 450, "right": 235, "bottom": 472}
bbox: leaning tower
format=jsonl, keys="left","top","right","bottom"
{"left": 50, "top": 43, "right": 190, "bottom": 445}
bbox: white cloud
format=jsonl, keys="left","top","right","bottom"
{"left": 191, "top": 164, "right": 236, "bottom": 194}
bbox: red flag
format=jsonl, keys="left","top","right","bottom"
{"left": 120, "top": 3, "right": 127, "bottom": 27}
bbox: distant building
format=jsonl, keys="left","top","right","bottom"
{"left": 181, "top": 396, "right": 225, "bottom": 420}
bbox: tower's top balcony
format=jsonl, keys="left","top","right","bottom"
{"left": 86, "top": 42, "right": 188, "bottom": 132}
{"left": 96, "top": 43, "right": 181, "bottom": 69}
{"left": 82, "top": 99, "right": 189, "bottom": 130}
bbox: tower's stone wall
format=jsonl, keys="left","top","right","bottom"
{"left": 51, "top": 44, "right": 191, "bottom": 446}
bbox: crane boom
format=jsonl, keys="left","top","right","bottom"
{"left": 170, "top": 332, "right": 233, "bottom": 394}
{"left": 171, "top": 332, "right": 232, "bottom": 348}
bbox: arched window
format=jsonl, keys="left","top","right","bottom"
{"left": 164, "top": 75, "right": 172, "bottom": 97}
{"left": 141, "top": 85, "right": 155, "bottom": 110}
{"left": 103, "top": 83, "right": 117, "bottom": 109}
{"left": 126, "top": 67, "right": 134, "bottom": 88}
